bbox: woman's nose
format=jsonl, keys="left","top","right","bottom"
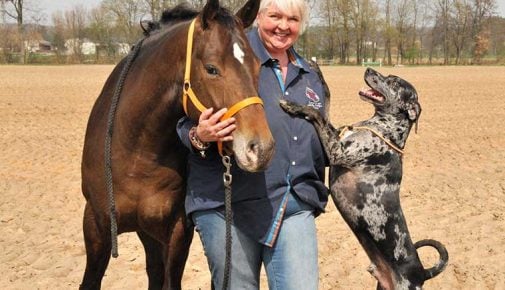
{"left": 278, "top": 17, "right": 289, "bottom": 30}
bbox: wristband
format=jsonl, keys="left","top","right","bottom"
{"left": 189, "top": 126, "right": 210, "bottom": 157}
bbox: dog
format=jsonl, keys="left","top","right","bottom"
{"left": 280, "top": 68, "right": 448, "bottom": 289}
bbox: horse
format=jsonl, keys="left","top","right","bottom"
{"left": 79, "top": 0, "right": 274, "bottom": 289}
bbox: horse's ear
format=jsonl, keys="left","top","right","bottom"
{"left": 236, "top": 0, "right": 260, "bottom": 28}
{"left": 202, "top": 0, "right": 220, "bottom": 29}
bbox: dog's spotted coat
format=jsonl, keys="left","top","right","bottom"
{"left": 281, "top": 67, "right": 448, "bottom": 290}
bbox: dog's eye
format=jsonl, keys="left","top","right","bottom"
{"left": 389, "top": 80, "right": 399, "bottom": 89}
{"left": 205, "top": 64, "right": 220, "bottom": 76}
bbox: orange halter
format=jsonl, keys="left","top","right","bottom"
{"left": 182, "top": 18, "right": 263, "bottom": 155}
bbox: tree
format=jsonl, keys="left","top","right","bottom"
{"left": 64, "top": 5, "right": 88, "bottom": 63}
{"left": 434, "top": 0, "right": 452, "bottom": 64}
{"left": 102, "top": 0, "right": 145, "bottom": 44}
{"left": 1, "top": 0, "right": 43, "bottom": 63}
{"left": 335, "top": 0, "right": 353, "bottom": 64}
{"left": 450, "top": 0, "right": 472, "bottom": 64}
{"left": 415, "top": 0, "right": 434, "bottom": 64}
{"left": 383, "top": 0, "right": 394, "bottom": 65}
{"left": 470, "top": 0, "right": 496, "bottom": 63}
{"left": 1, "top": 0, "right": 23, "bottom": 31}
{"left": 1, "top": 0, "right": 25, "bottom": 62}
{"left": 51, "top": 11, "right": 66, "bottom": 63}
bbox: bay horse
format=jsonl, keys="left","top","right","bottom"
{"left": 80, "top": 0, "right": 274, "bottom": 289}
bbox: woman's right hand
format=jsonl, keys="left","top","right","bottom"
{"left": 196, "top": 108, "right": 236, "bottom": 142}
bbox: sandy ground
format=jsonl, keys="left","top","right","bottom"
{"left": 0, "top": 65, "right": 504, "bottom": 289}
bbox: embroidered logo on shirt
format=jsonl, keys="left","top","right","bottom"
{"left": 306, "top": 87, "right": 322, "bottom": 109}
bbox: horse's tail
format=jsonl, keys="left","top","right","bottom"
{"left": 414, "top": 239, "right": 449, "bottom": 280}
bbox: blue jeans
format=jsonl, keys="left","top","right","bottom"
{"left": 192, "top": 194, "right": 319, "bottom": 290}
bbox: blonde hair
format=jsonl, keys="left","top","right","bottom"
{"left": 257, "top": 0, "right": 309, "bottom": 33}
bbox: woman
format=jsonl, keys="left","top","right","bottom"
{"left": 177, "top": 0, "right": 329, "bottom": 288}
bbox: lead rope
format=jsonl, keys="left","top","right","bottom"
{"left": 105, "top": 36, "right": 147, "bottom": 258}
{"left": 222, "top": 155, "right": 233, "bottom": 290}
{"left": 339, "top": 126, "right": 404, "bottom": 155}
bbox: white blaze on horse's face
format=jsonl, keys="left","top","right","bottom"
{"left": 233, "top": 42, "right": 245, "bottom": 64}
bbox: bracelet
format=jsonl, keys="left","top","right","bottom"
{"left": 189, "top": 126, "right": 210, "bottom": 157}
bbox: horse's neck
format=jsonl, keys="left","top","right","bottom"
{"left": 116, "top": 30, "right": 187, "bottom": 153}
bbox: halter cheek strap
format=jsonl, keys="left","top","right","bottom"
{"left": 182, "top": 18, "right": 263, "bottom": 156}
{"left": 183, "top": 19, "right": 207, "bottom": 115}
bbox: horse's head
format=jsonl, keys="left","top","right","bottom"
{"left": 183, "top": 0, "right": 274, "bottom": 172}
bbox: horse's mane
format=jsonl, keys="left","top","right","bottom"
{"left": 141, "top": 3, "right": 238, "bottom": 36}
{"left": 161, "top": 3, "right": 237, "bottom": 29}
{"left": 160, "top": 3, "right": 199, "bottom": 25}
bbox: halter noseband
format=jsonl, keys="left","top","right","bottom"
{"left": 182, "top": 18, "right": 263, "bottom": 155}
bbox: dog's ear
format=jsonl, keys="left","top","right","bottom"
{"left": 406, "top": 101, "right": 422, "bottom": 133}
{"left": 407, "top": 101, "right": 421, "bottom": 121}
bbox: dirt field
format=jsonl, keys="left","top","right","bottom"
{"left": 0, "top": 65, "right": 504, "bottom": 289}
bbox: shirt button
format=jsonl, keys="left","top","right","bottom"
{"left": 293, "top": 136, "right": 298, "bottom": 141}
{"left": 285, "top": 91, "right": 289, "bottom": 96}
{"left": 291, "top": 161, "right": 296, "bottom": 166}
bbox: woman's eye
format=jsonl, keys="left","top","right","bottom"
{"left": 205, "top": 64, "right": 220, "bottom": 76}
{"left": 268, "top": 13, "right": 280, "bottom": 20}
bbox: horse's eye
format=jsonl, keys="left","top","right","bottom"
{"left": 205, "top": 64, "right": 220, "bottom": 76}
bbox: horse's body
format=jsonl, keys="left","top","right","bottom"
{"left": 80, "top": 1, "right": 273, "bottom": 289}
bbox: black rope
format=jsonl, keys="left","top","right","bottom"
{"left": 222, "top": 156, "right": 233, "bottom": 290}
{"left": 104, "top": 36, "right": 146, "bottom": 258}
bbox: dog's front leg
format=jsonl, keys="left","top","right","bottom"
{"left": 279, "top": 100, "right": 342, "bottom": 164}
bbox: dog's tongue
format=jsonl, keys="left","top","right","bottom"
{"left": 360, "top": 88, "right": 384, "bottom": 102}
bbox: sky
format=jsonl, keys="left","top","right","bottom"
{"left": 35, "top": 0, "right": 103, "bottom": 24}
{"left": 17, "top": 0, "right": 505, "bottom": 25}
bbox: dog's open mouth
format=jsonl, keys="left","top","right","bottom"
{"left": 359, "top": 88, "right": 385, "bottom": 104}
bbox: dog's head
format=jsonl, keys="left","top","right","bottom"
{"left": 359, "top": 68, "right": 421, "bottom": 130}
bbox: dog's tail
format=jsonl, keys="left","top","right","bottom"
{"left": 414, "top": 239, "right": 449, "bottom": 280}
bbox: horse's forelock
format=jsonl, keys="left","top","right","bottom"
{"left": 212, "top": 7, "right": 239, "bottom": 29}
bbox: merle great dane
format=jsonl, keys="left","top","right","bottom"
{"left": 280, "top": 68, "right": 448, "bottom": 289}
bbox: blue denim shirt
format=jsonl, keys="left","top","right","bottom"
{"left": 177, "top": 28, "right": 328, "bottom": 247}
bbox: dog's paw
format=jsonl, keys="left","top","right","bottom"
{"left": 279, "top": 100, "right": 302, "bottom": 115}
{"left": 280, "top": 100, "right": 319, "bottom": 121}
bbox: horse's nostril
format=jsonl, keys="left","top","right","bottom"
{"left": 247, "top": 141, "right": 260, "bottom": 155}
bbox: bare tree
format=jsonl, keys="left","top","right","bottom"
{"left": 317, "top": 0, "right": 337, "bottom": 59}
{"left": 51, "top": 11, "right": 66, "bottom": 62}
{"left": 450, "top": 0, "right": 472, "bottom": 64}
{"left": 0, "top": 0, "right": 44, "bottom": 62}
{"left": 383, "top": 0, "right": 394, "bottom": 65}
{"left": 415, "top": 0, "right": 433, "bottom": 63}
{"left": 64, "top": 5, "right": 88, "bottom": 63}
{"left": 434, "top": 0, "right": 452, "bottom": 64}
{"left": 1, "top": 0, "right": 23, "bottom": 30}
{"left": 102, "top": 0, "right": 145, "bottom": 44}
{"left": 393, "top": 0, "right": 414, "bottom": 64}
{"left": 1, "top": 0, "right": 25, "bottom": 62}
{"left": 142, "top": 0, "right": 184, "bottom": 21}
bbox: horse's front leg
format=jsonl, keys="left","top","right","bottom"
{"left": 162, "top": 206, "right": 194, "bottom": 290}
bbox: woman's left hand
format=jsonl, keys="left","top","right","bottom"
{"left": 196, "top": 107, "right": 236, "bottom": 142}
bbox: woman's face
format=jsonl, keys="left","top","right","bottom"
{"left": 256, "top": 4, "right": 301, "bottom": 55}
